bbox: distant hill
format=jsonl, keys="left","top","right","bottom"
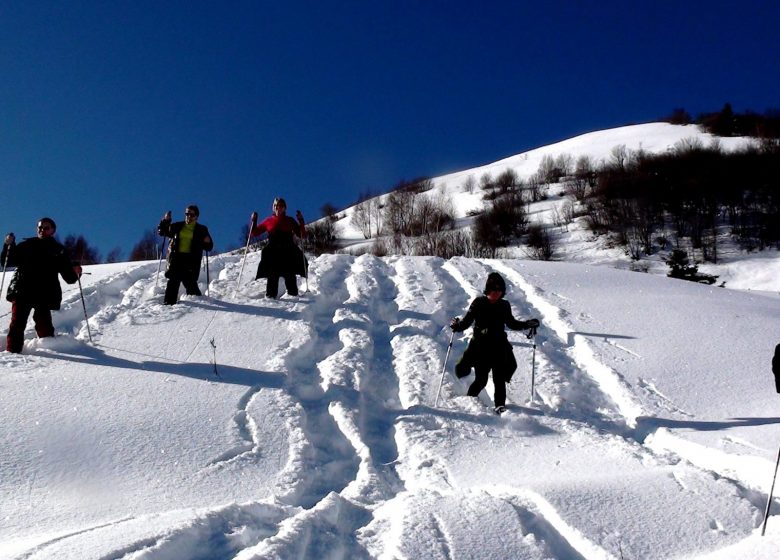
{"left": 309, "top": 123, "right": 779, "bottom": 292}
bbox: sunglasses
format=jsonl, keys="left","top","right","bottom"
{"left": 37, "top": 224, "right": 52, "bottom": 231}
{"left": 185, "top": 212, "right": 197, "bottom": 217}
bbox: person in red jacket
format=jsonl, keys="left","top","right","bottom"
{"left": 249, "top": 198, "right": 307, "bottom": 298}
{"left": 2, "top": 218, "right": 82, "bottom": 353}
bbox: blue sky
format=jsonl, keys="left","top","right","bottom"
{"left": 1, "top": 1, "right": 778, "bottom": 258}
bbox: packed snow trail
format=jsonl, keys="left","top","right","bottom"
{"left": 1, "top": 254, "right": 779, "bottom": 559}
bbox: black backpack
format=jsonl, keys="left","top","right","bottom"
{"left": 773, "top": 344, "right": 780, "bottom": 393}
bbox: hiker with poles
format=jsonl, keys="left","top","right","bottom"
{"left": 449, "top": 272, "right": 540, "bottom": 415}
{"left": 761, "top": 344, "right": 780, "bottom": 535}
{"left": 246, "top": 197, "right": 307, "bottom": 299}
{"left": 2, "top": 219, "right": 82, "bottom": 353}
{"left": 158, "top": 205, "right": 214, "bottom": 305}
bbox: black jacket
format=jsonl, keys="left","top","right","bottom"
{"left": 158, "top": 220, "right": 214, "bottom": 269}
{"left": 452, "top": 297, "right": 532, "bottom": 381}
{"left": 2, "top": 237, "right": 79, "bottom": 310}
{"left": 158, "top": 220, "right": 214, "bottom": 255}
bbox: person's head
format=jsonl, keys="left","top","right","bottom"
{"left": 184, "top": 205, "right": 199, "bottom": 224}
{"left": 273, "top": 197, "right": 287, "bottom": 216}
{"left": 484, "top": 272, "right": 506, "bottom": 302}
{"left": 37, "top": 217, "right": 56, "bottom": 239}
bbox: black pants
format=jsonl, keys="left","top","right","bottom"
{"left": 164, "top": 253, "right": 202, "bottom": 305}
{"left": 7, "top": 301, "right": 54, "bottom": 353}
{"left": 266, "top": 274, "right": 298, "bottom": 298}
{"left": 467, "top": 365, "right": 506, "bottom": 407}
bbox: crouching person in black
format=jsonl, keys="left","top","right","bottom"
{"left": 2, "top": 218, "right": 82, "bottom": 353}
{"left": 450, "top": 272, "right": 540, "bottom": 414}
{"left": 158, "top": 205, "right": 214, "bottom": 305}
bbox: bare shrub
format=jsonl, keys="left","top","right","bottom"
{"left": 525, "top": 223, "right": 556, "bottom": 260}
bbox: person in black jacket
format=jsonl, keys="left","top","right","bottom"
{"left": 158, "top": 205, "right": 214, "bottom": 305}
{"left": 450, "top": 272, "right": 540, "bottom": 414}
{"left": 2, "top": 218, "right": 82, "bottom": 353}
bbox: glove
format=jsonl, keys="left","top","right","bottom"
{"left": 250, "top": 212, "right": 258, "bottom": 225}
{"left": 450, "top": 317, "right": 461, "bottom": 331}
{"left": 73, "top": 265, "right": 83, "bottom": 277}
{"left": 162, "top": 211, "right": 172, "bottom": 222}
{"left": 524, "top": 319, "right": 540, "bottom": 329}
{"left": 4, "top": 233, "right": 14, "bottom": 245}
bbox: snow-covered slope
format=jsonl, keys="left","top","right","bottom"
{"left": 332, "top": 123, "right": 780, "bottom": 293}
{"left": 2, "top": 252, "right": 779, "bottom": 559}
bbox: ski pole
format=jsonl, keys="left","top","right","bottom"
{"left": 155, "top": 237, "right": 166, "bottom": 287}
{"left": 0, "top": 238, "right": 10, "bottom": 297}
{"left": 528, "top": 326, "right": 537, "bottom": 404}
{"left": 434, "top": 329, "right": 456, "bottom": 407}
{"left": 205, "top": 251, "right": 210, "bottom": 297}
{"left": 236, "top": 213, "right": 256, "bottom": 293}
{"left": 301, "top": 243, "right": 309, "bottom": 294}
{"left": 77, "top": 271, "right": 93, "bottom": 343}
{"left": 762, "top": 444, "right": 780, "bottom": 536}
{"left": 155, "top": 211, "right": 171, "bottom": 288}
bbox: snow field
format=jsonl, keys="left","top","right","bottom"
{"left": 1, "top": 251, "right": 779, "bottom": 559}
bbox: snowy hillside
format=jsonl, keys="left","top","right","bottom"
{"left": 332, "top": 123, "right": 780, "bottom": 293}
{"left": 2, "top": 250, "right": 780, "bottom": 559}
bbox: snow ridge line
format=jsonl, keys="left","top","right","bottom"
{"left": 485, "top": 485, "right": 616, "bottom": 560}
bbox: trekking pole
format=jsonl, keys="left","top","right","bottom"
{"left": 205, "top": 251, "right": 210, "bottom": 297}
{"left": 434, "top": 329, "right": 456, "bottom": 407}
{"left": 0, "top": 236, "right": 11, "bottom": 297}
{"left": 155, "top": 211, "right": 171, "bottom": 288}
{"left": 76, "top": 268, "right": 93, "bottom": 343}
{"left": 236, "top": 213, "right": 256, "bottom": 293}
{"left": 528, "top": 326, "right": 538, "bottom": 404}
{"left": 301, "top": 242, "right": 309, "bottom": 294}
{"left": 762, "top": 444, "right": 780, "bottom": 536}
{"left": 155, "top": 237, "right": 166, "bottom": 287}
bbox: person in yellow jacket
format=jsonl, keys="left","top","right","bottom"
{"left": 158, "top": 205, "right": 214, "bottom": 305}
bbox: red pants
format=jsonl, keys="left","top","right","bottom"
{"left": 6, "top": 301, "right": 54, "bottom": 353}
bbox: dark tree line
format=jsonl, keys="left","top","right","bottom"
{"left": 583, "top": 141, "right": 780, "bottom": 261}
{"left": 665, "top": 103, "right": 780, "bottom": 139}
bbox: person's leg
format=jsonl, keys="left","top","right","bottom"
{"left": 283, "top": 275, "right": 298, "bottom": 296}
{"left": 181, "top": 259, "right": 202, "bottom": 296}
{"left": 467, "top": 365, "right": 490, "bottom": 397}
{"left": 164, "top": 277, "right": 181, "bottom": 305}
{"left": 32, "top": 308, "right": 54, "bottom": 338}
{"left": 492, "top": 370, "right": 506, "bottom": 408}
{"left": 266, "top": 275, "right": 280, "bottom": 298}
{"left": 7, "top": 301, "right": 33, "bottom": 352}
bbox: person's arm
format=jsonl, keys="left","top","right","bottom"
{"left": 2, "top": 233, "right": 16, "bottom": 267}
{"left": 158, "top": 211, "right": 173, "bottom": 238}
{"left": 250, "top": 216, "right": 268, "bottom": 238}
{"left": 201, "top": 226, "right": 214, "bottom": 252}
{"left": 451, "top": 298, "right": 479, "bottom": 332}
{"left": 295, "top": 210, "right": 306, "bottom": 238}
{"left": 58, "top": 251, "right": 81, "bottom": 285}
{"left": 504, "top": 301, "right": 540, "bottom": 331}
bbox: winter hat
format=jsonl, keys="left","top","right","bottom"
{"left": 484, "top": 272, "right": 506, "bottom": 295}
{"left": 273, "top": 197, "right": 287, "bottom": 209}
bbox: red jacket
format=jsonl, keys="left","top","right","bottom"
{"left": 251, "top": 214, "right": 307, "bottom": 279}
{"left": 251, "top": 214, "right": 305, "bottom": 240}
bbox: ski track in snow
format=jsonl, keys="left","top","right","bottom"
{"left": 1, "top": 254, "right": 774, "bottom": 559}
